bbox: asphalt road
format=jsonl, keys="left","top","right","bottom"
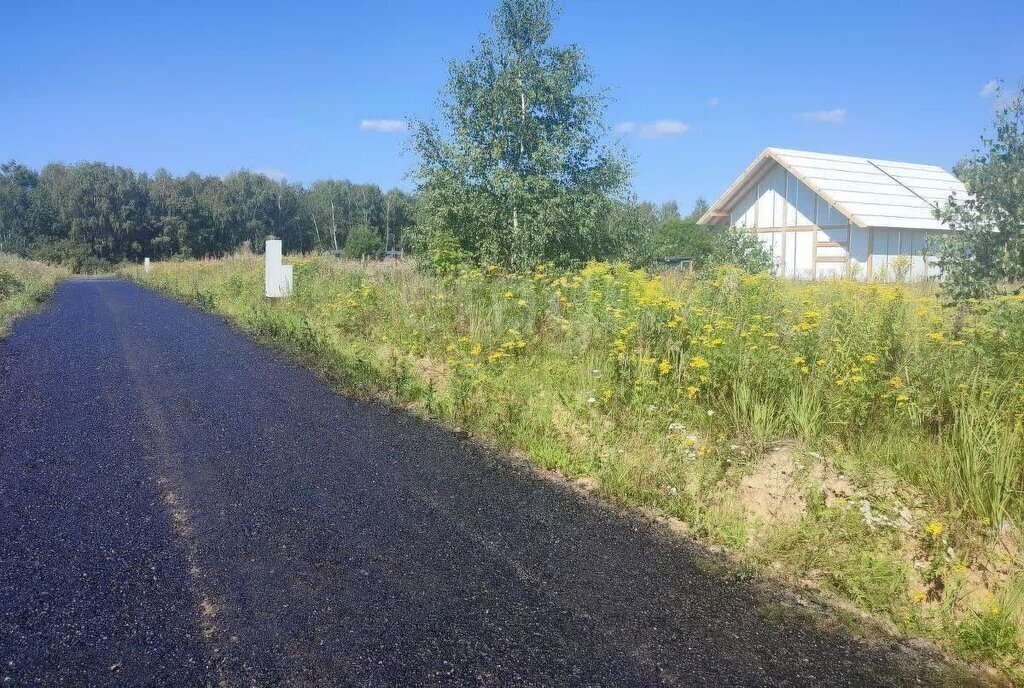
{"left": 0, "top": 279, "right": 974, "bottom": 686}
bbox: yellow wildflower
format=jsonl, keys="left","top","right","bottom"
{"left": 658, "top": 359, "right": 672, "bottom": 376}
{"left": 793, "top": 356, "right": 806, "bottom": 366}
{"left": 687, "top": 385, "right": 699, "bottom": 398}
{"left": 929, "top": 332, "right": 944, "bottom": 342}
{"left": 689, "top": 356, "right": 710, "bottom": 369}
{"left": 926, "top": 521, "right": 944, "bottom": 538}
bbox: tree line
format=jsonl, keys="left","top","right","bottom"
{"left": 0, "top": 161, "right": 416, "bottom": 271}
{"left": 0, "top": 155, "right": 752, "bottom": 274}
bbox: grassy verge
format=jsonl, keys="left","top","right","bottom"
{"left": 0, "top": 254, "right": 70, "bottom": 336}
{"left": 126, "top": 253, "right": 1023, "bottom": 680}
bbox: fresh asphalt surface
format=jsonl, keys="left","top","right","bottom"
{"left": 0, "top": 279, "right": 972, "bottom": 686}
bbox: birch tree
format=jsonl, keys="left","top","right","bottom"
{"left": 936, "top": 84, "right": 1024, "bottom": 300}
{"left": 411, "top": 0, "right": 630, "bottom": 269}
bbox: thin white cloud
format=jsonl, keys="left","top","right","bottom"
{"left": 254, "top": 168, "right": 287, "bottom": 182}
{"left": 979, "top": 79, "right": 999, "bottom": 97}
{"left": 359, "top": 119, "right": 409, "bottom": 133}
{"left": 639, "top": 120, "right": 690, "bottom": 138}
{"left": 799, "top": 108, "right": 847, "bottom": 125}
{"left": 616, "top": 119, "right": 690, "bottom": 138}
{"left": 706, "top": 96, "right": 720, "bottom": 108}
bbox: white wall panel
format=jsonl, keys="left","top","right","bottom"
{"left": 784, "top": 231, "right": 796, "bottom": 278}
{"left": 756, "top": 181, "right": 773, "bottom": 228}
{"left": 772, "top": 232, "right": 785, "bottom": 275}
{"left": 871, "top": 229, "right": 895, "bottom": 275}
{"left": 817, "top": 226, "right": 849, "bottom": 243}
{"left": 791, "top": 175, "right": 815, "bottom": 226}
{"left": 849, "top": 227, "right": 870, "bottom": 279}
{"left": 731, "top": 188, "right": 757, "bottom": 228}
{"left": 815, "top": 198, "right": 848, "bottom": 227}
{"left": 817, "top": 244, "right": 846, "bottom": 259}
{"left": 794, "top": 231, "right": 814, "bottom": 279}
{"left": 771, "top": 166, "right": 787, "bottom": 227}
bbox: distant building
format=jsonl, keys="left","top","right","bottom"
{"left": 698, "top": 148, "right": 968, "bottom": 280}
{"left": 656, "top": 255, "right": 695, "bottom": 273}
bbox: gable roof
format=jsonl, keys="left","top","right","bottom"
{"left": 699, "top": 147, "right": 968, "bottom": 231}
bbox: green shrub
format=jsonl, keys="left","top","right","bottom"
{"left": 0, "top": 267, "right": 23, "bottom": 298}
{"left": 342, "top": 225, "right": 384, "bottom": 260}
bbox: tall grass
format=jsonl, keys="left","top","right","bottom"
{"left": 0, "top": 254, "right": 69, "bottom": 334}
{"left": 947, "top": 401, "right": 1023, "bottom": 527}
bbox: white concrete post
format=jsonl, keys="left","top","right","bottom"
{"left": 264, "top": 239, "right": 292, "bottom": 298}
{"left": 144, "top": 257, "right": 151, "bottom": 272}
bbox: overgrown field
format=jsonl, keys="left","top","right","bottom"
{"left": 0, "top": 254, "right": 69, "bottom": 335}
{"left": 128, "top": 254, "right": 1024, "bottom": 677}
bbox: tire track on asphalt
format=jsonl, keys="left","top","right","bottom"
{"left": 99, "top": 281, "right": 235, "bottom": 687}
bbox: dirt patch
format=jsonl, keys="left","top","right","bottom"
{"left": 411, "top": 354, "right": 447, "bottom": 389}
{"left": 573, "top": 475, "right": 600, "bottom": 492}
{"left": 737, "top": 442, "right": 810, "bottom": 536}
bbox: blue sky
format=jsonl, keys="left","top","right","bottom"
{"left": 2, "top": 0, "right": 1020, "bottom": 208}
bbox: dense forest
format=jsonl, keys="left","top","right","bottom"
{"left": 0, "top": 161, "right": 416, "bottom": 271}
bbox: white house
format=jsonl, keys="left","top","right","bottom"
{"left": 698, "top": 148, "right": 968, "bottom": 280}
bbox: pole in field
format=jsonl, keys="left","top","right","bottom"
{"left": 264, "top": 238, "right": 293, "bottom": 299}
{"left": 144, "top": 257, "right": 151, "bottom": 272}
